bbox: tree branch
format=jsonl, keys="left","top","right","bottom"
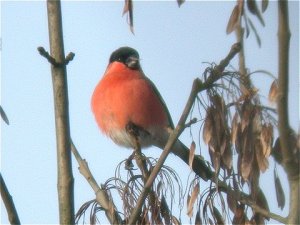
{"left": 0, "top": 173, "right": 21, "bottom": 225}
{"left": 277, "top": 1, "right": 299, "bottom": 224}
{"left": 45, "top": 1, "right": 74, "bottom": 223}
{"left": 70, "top": 141, "right": 123, "bottom": 224}
{"left": 277, "top": 0, "right": 293, "bottom": 168}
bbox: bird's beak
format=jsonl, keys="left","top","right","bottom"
{"left": 126, "top": 56, "right": 140, "bottom": 69}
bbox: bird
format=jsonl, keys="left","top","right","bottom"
{"left": 91, "top": 47, "right": 211, "bottom": 180}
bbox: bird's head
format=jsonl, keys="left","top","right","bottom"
{"left": 109, "top": 47, "right": 140, "bottom": 70}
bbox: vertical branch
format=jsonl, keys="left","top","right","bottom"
{"left": 0, "top": 174, "right": 21, "bottom": 225}
{"left": 277, "top": 1, "right": 299, "bottom": 224}
{"left": 46, "top": 0, "right": 74, "bottom": 224}
{"left": 277, "top": 0, "right": 292, "bottom": 165}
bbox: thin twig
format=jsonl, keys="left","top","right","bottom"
{"left": 64, "top": 52, "right": 75, "bottom": 65}
{"left": 38, "top": 46, "right": 75, "bottom": 67}
{"left": 37, "top": 46, "right": 59, "bottom": 66}
{"left": 0, "top": 173, "right": 21, "bottom": 225}
{"left": 184, "top": 117, "right": 198, "bottom": 129}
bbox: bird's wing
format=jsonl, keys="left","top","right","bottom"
{"left": 144, "top": 76, "right": 175, "bottom": 129}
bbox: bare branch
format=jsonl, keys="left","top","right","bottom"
{"left": 0, "top": 173, "right": 21, "bottom": 225}
{"left": 70, "top": 141, "right": 123, "bottom": 224}
{"left": 277, "top": 1, "right": 292, "bottom": 167}
{"left": 277, "top": 1, "right": 299, "bottom": 224}
{"left": 46, "top": 1, "right": 74, "bottom": 223}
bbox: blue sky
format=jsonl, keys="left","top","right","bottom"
{"left": 1, "top": 1, "right": 299, "bottom": 224}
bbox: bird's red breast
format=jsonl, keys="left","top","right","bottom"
{"left": 91, "top": 61, "right": 169, "bottom": 143}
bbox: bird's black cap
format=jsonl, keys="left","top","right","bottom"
{"left": 109, "top": 47, "right": 140, "bottom": 70}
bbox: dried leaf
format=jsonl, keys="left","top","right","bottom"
{"left": 262, "top": 0, "right": 269, "bottom": 13}
{"left": 248, "top": 158, "right": 260, "bottom": 197}
{"left": 0, "top": 106, "right": 9, "bottom": 125}
{"left": 241, "top": 134, "right": 254, "bottom": 181}
{"left": 231, "top": 112, "right": 239, "bottom": 144}
{"left": 177, "top": 0, "right": 185, "bottom": 7}
{"left": 212, "top": 111, "right": 222, "bottom": 149}
{"left": 241, "top": 102, "right": 252, "bottom": 131}
{"left": 248, "top": 17, "right": 262, "bottom": 47}
{"left": 212, "top": 206, "right": 224, "bottom": 225}
{"left": 232, "top": 204, "right": 246, "bottom": 225}
{"left": 220, "top": 134, "right": 227, "bottom": 156}
{"left": 203, "top": 109, "right": 213, "bottom": 145}
{"left": 260, "top": 123, "right": 273, "bottom": 157}
{"left": 227, "top": 190, "right": 237, "bottom": 213}
{"left": 237, "top": 0, "right": 244, "bottom": 12}
{"left": 187, "top": 182, "right": 200, "bottom": 218}
{"left": 255, "top": 140, "right": 269, "bottom": 172}
{"left": 122, "top": 0, "right": 132, "bottom": 16}
{"left": 226, "top": 5, "right": 241, "bottom": 34}
{"left": 247, "top": 0, "right": 265, "bottom": 26}
{"left": 123, "top": 0, "right": 134, "bottom": 33}
{"left": 221, "top": 142, "right": 233, "bottom": 170}
{"left": 189, "top": 141, "right": 196, "bottom": 169}
{"left": 195, "top": 209, "right": 202, "bottom": 225}
{"left": 186, "top": 194, "right": 191, "bottom": 217}
{"left": 235, "top": 123, "right": 243, "bottom": 154}
{"left": 268, "top": 80, "right": 278, "bottom": 103}
{"left": 252, "top": 108, "right": 262, "bottom": 134}
{"left": 274, "top": 169, "right": 285, "bottom": 210}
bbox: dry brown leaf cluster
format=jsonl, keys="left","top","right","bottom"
{"left": 234, "top": 100, "right": 273, "bottom": 181}
{"left": 203, "top": 93, "right": 232, "bottom": 174}
{"left": 194, "top": 58, "right": 279, "bottom": 224}
{"left": 75, "top": 157, "right": 184, "bottom": 224}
